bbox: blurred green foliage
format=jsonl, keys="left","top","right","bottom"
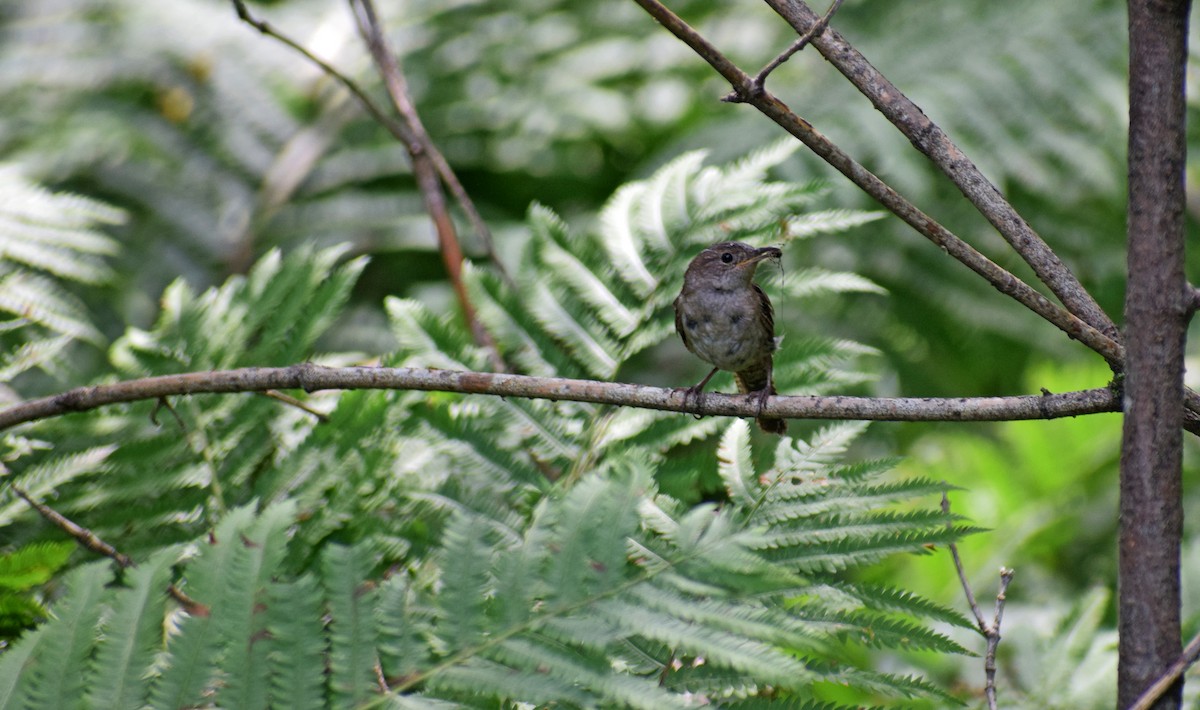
{"left": 2, "top": 0, "right": 1200, "bottom": 706}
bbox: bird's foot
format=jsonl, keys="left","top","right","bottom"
{"left": 679, "top": 384, "right": 709, "bottom": 420}
{"left": 751, "top": 388, "right": 786, "bottom": 435}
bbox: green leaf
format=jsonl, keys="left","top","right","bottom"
{"left": 0, "top": 541, "right": 75, "bottom": 590}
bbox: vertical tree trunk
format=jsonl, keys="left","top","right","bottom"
{"left": 1120, "top": 0, "right": 1191, "bottom": 707}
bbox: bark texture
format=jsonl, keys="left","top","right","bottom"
{"left": 1120, "top": 0, "right": 1191, "bottom": 707}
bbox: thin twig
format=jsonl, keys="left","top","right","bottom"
{"left": 1127, "top": 631, "right": 1200, "bottom": 710}
{"left": 259, "top": 389, "right": 331, "bottom": 422}
{"left": 0, "top": 363, "right": 1121, "bottom": 433}
{"left": 942, "top": 491, "right": 1014, "bottom": 710}
{"left": 374, "top": 659, "right": 391, "bottom": 693}
{"left": 763, "top": 0, "right": 1117, "bottom": 341}
{"left": 168, "top": 583, "right": 210, "bottom": 616}
{"left": 943, "top": 494, "right": 984, "bottom": 622}
{"left": 347, "top": 0, "right": 508, "bottom": 370}
{"left": 985, "top": 569, "right": 1015, "bottom": 709}
{"left": 150, "top": 395, "right": 187, "bottom": 431}
{"left": 10, "top": 483, "right": 134, "bottom": 568}
{"left": 230, "top": 0, "right": 414, "bottom": 144}
{"left": 737, "top": 0, "right": 844, "bottom": 96}
{"left": 229, "top": 0, "right": 511, "bottom": 289}
{"left": 630, "top": 0, "right": 1124, "bottom": 367}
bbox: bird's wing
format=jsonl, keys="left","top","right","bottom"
{"left": 673, "top": 294, "right": 692, "bottom": 351}
{"left": 753, "top": 283, "right": 775, "bottom": 340}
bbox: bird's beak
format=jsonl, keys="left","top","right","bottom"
{"left": 743, "top": 246, "right": 782, "bottom": 266}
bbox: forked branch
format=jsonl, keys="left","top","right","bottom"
{"left": 943, "top": 492, "right": 1014, "bottom": 710}
{"left": 745, "top": 0, "right": 845, "bottom": 93}
{"left": 630, "top": 0, "right": 1123, "bottom": 367}
{"left": 232, "top": 0, "right": 510, "bottom": 369}
{"left": 764, "top": 0, "right": 1117, "bottom": 339}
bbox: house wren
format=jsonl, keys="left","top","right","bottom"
{"left": 674, "top": 241, "right": 786, "bottom": 434}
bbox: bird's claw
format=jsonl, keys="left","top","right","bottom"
{"left": 679, "top": 385, "right": 708, "bottom": 420}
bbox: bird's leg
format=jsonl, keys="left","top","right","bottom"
{"left": 752, "top": 387, "right": 771, "bottom": 418}
{"left": 681, "top": 366, "right": 720, "bottom": 419}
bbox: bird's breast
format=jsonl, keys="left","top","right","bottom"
{"left": 677, "top": 288, "right": 772, "bottom": 372}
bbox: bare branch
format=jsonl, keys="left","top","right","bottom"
{"left": 764, "top": 0, "right": 1117, "bottom": 339}
{"left": 943, "top": 492, "right": 1014, "bottom": 710}
{"left": 1127, "top": 631, "right": 1200, "bottom": 710}
{"left": 943, "top": 493, "right": 984, "bottom": 623}
{"left": 0, "top": 364, "right": 1120, "bottom": 433}
{"left": 230, "top": 0, "right": 512, "bottom": 295}
{"left": 985, "top": 568, "right": 1015, "bottom": 710}
{"left": 740, "top": 0, "right": 844, "bottom": 95}
{"left": 260, "top": 389, "right": 331, "bottom": 422}
{"left": 347, "top": 0, "right": 507, "bottom": 369}
{"left": 10, "top": 484, "right": 135, "bottom": 568}
{"left": 630, "top": 0, "right": 1124, "bottom": 367}
{"left": 168, "top": 584, "right": 209, "bottom": 616}
{"left": 230, "top": 0, "right": 415, "bottom": 145}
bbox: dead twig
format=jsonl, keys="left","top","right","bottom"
{"left": 150, "top": 395, "right": 187, "bottom": 431}
{"left": 259, "top": 389, "right": 331, "bottom": 422}
{"left": 229, "top": 0, "right": 512, "bottom": 301}
{"left": 168, "top": 583, "right": 210, "bottom": 616}
{"left": 942, "top": 491, "right": 1013, "bottom": 710}
{"left": 1126, "top": 631, "right": 1200, "bottom": 710}
{"left": 733, "top": 0, "right": 844, "bottom": 97}
{"left": 347, "top": 0, "right": 507, "bottom": 370}
{"left": 10, "top": 483, "right": 134, "bottom": 568}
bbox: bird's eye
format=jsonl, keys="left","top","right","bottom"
{"left": 721, "top": 252, "right": 734, "bottom": 264}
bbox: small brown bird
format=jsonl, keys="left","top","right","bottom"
{"left": 674, "top": 241, "right": 786, "bottom": 434}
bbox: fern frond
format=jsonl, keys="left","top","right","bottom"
{"left": 322, "top": 543, "right": 380, "bottom": 708}
{"left": 824, "top": 581, "right": 976, "bottom": 630}
{"left": 717, "top": 420, "right": 756, "bottom": 507}
{"left": 211, "top": 501, "right": 294, "bottom": 709}
{"left": 0, "top": 626, "right": 46, "bottom": 708}
{"left": 84, "top": 548, "right": 177, "bottom": 710}
{"left": 265, "top": 574, "right": 326, "bottom": 710}
{"left": 435, "top": 513, "right": 496, "bottom": 651}
{"left": 784, "top": 209, "right": 886, "bottom": 239}
{"left": 387, "top": 297, "right": 481, "bottom": 370}
{"left": 527, "top": 279, "right": 622, "bottom": 378}
{"left": 0, "top": 272, "right": 104, "bottom": 345}
{"left": 148, "top": 507, "right": 265, "bottom": 708}
{"left": 22, "top": 561, "right": 112, "bottom": 709}
{"left": 0, "top": 166, "right": 122, "bottom": 283}
{"left": 0, "top": 541, "right": 74, "bottom": 590}
{"left": 774, "top": 267, "right": 887, "bottom": 297}
{"left": 0, "top": 445, "right": 115, "bottom": 528}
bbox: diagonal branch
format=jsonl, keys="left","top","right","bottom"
{"left": 747, "top": 0, "right": 844, "bottom": 92}
{"left": 231, "top": 0, "right": 513, "bottom": 356}
{"left": 1127, "top": 631, "right": 1200, "bottom": 710}
{"left": 347, "top": 0, "right": 507, "bottom": 369}
{"left": 763, "top": 0, "right": 1118, "bottom": 340}
{"left": 0, "top": 364, "right": 1120, "bottom": 433}
{"left": 233, "top": 0, "right": 504, "bottom": 283}
{"left": 630, "top": 0, "right": 1124, "bottom": 367}
{"left": 10, "top": 484, "right": 135, "bottom": 568}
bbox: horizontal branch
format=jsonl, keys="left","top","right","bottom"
{"left": 0, "top": 364, "right": 1120, "bottom": 432}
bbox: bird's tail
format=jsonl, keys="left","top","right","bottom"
{"left": 734, "top": 363, "right": 787, "bottom": 435}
